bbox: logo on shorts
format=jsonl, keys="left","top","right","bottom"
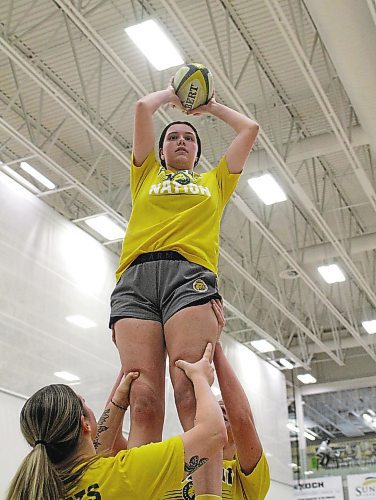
{"left": 193, "top": 279, "right": 208, "bottom": 292}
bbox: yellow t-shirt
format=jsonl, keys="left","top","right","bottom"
{"left": 116, "top": 151, "right": 241, "bottom": 281}
{"left": 67, "top": 436, "right": 184, "bottom": 500}
{"left": 162, "top": 452, "right": 270, "bottom": 500}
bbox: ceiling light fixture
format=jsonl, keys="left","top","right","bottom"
{"left": 125, "top": 20, "right": 184, "bottom": 70}
{"left": 84, "top": 215, "right": 125, "bottom": 241}
{"left": 297, "top": 373, "right": 317, "bottom": 384}
{"left": 1, "top": 165, "right": 41, "bottom": 194}
{"left": 20, "top": 161, "right": 55, "bottom": 190}
{"left": 250, "top": 339, "right": 276, "bottom": 353}
{"left": 362, "top": 320, "right": 376, "bottom": 334}
{"left": 362, "top": 413, "right": 373, "bottom": 423}
{"left": 248, "top": 174, "right": 287, "bottom": 205}
{"left": 54, "top": 371, "right": 80, "bottom": 382}
{"left": 317, "top": 264, "right": 346, "bottom": 284}
{"left": 287, "top": 422, "right": 299, "bottom": 433}
{"left": 304, "top": 431, "right": 316, "bottom": 441}
{"left": 279, "top": 358, "right": 294, "bottom": 369}
{"left": 65, "top": 314, "right": 97, "bottom": 329}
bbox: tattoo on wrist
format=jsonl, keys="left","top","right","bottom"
{"left": 111, "top": 399, "right": 128, "bottom": 411}
{"left": 184, "top": 455, "right": 209, "bottom": 474}
{"left": 93, "top": 408, "right": 110, "bottom": 450}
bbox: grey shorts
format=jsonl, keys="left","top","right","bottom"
{"left": 110, "top": 251, "right": 221, "bottom": 326}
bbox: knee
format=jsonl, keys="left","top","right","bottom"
{"left": 174, "top": 379, "right": 196, "bottom": 418}
{"left": 131, "top": 383, "right": 164, "bottom": 426}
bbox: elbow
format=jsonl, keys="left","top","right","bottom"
{"left": 211, "top": 420, "right": 228, "bottom": 450}
{"left": 135, "top": 98, "right": 147, "bottom": 110}
{"left": 248, "top": 120, "right": 259, "bottom": 135}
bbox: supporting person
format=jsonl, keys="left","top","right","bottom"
{"left": 163, "top": 300, "right": 271, "bottom": 499}
{"left": 6, "top": 343, "right": 226, "bottom": 500}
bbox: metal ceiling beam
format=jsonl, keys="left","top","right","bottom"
{"left": 304, "top": 0, "right": 376, "bottom": 155}
{"left": 265, "top": 0, "right": 376, "bottom": 213}
{"left": 0, "top": 117, "right": 126, "bottom": 226}
{"left": 300, "top": 375, "right": 376, "bottom": 396}
{"left": 0, "top": 35, "right": 132, "bottom": 170}
{"left": 248, "top": 126, "right": 368, "bottom": 170}
{"left": 221, "top": 248, "right": 343, "bottom": 365}
{"left": 223, "top": 299, "right": 308, "bottom": 369}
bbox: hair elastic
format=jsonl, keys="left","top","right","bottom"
{"left": 34, "top": 439, "right": 47, "bottom": 447}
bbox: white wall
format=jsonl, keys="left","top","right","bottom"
{"left": 0, "top": 390, "right": 29, "bottom": 497}
{"left": 0, "top": 172, "right": 293, "bottom": 498}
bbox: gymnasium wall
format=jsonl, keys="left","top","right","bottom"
{"left": 0, "top": 171, "right": 293, "bottom": 498}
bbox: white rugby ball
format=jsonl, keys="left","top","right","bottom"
{"left": 173, "top": 63, "right": 214, "bottom": 110}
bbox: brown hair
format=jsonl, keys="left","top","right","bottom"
{"left": 7, "top": 384, "right": 99, "bottom": 500}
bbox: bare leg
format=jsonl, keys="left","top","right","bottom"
{"left": 164, "top": 302, "right": 223, "bottom": 496}
{"left": 115, "top": 318, "right": 165, "bottom": 448}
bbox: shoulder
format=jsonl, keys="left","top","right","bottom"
{"left": 131, "top": 149, "right": 158, "bottom": 170}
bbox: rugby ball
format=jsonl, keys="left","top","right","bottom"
{"left": 173, "top": 63, "right": 214, "bottom": 110}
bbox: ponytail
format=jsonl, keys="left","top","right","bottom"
{"left": 7, "top": 444, "right": 62, "bottom": 499}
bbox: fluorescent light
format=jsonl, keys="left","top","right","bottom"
{"left": 317, "top": 264, "right": 346, "bottom": 284}
{"left": 125, "top": 20, "right": 184, "bottom": 71}
{"left": 362, "top": 320, "right": 376, "bottom": 334}
{"left": 250, "top": 339, "right": 276, "bottom": 353}
{"left": 1, "top": 165, "right": 41, "bottom": 194}
{"left": 304, "top": 431, "right": 316, "bottom": 441}
{"left": 362, "top": 413, "right": 373, "bottom": 423}
{"left": 84, "top": 215, "right": 125, "bottom": 241}
{"left": 304, "top": 471, "right": 314, "bottom": 475}
{"left": 20, "top": 161, "right": 55, "bottom": 189}
{"left": 54, "top": 371, "right": 80, "bottom": 382}
{"left": 287, "top": 422, "right": 299, "bottom": 433}
{"left": 297, "top": 373, "right": 317, "bottom": 384}
{"left": 279, "top": 358, "right": 294, "bottom": 369}
{"left": 248, "top": 174, "right": 287, "bottom": 205}
{"left": 66, "top": 314, "right": 96, "bottom": 329}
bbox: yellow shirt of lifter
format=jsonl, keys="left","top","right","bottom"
{"left": 67, "top": 436, "right": 184, "bottom": 500}
{"left": 116, "top": 150, "right": 241, "bottom": 281}
{"left": 162, "top": 452, "right": 270, "bottom": 500}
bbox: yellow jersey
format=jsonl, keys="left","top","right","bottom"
{"left": 67, "top": 436, "right": 184, "bottom": 500}
{"left": 162, "top": 453, "right": 270, "bottom": 500}
{"left": 116, "top": 150, "right": 241, "bottom": 281}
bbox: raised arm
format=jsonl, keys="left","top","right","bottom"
{"left": 93, "top": 371, "right": 139, "bottom": 454}
{"left": 212, "top": 301, "right": 263, "bottom": 474}
{"left": 133, "top": 82, "right": 182, "bottom": 166}
{"left": 188, "top": 98, "right": 259, "bottom": 173}
{"left": 177, "top": 343, "right": 227, "bottom": 479}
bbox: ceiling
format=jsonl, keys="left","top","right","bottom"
{"left": 0, "top": 0, "right": 375, "bottom": 439}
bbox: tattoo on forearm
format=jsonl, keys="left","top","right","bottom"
{"left": 93, "top": 408, "right": 110, "bottom": 450}
{"left": 184, "top": 455, "right": 209, "bottom": 474}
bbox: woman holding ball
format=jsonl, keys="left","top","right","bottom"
{"left": 110, "top": 68, "right": 259, "bottom": 497}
